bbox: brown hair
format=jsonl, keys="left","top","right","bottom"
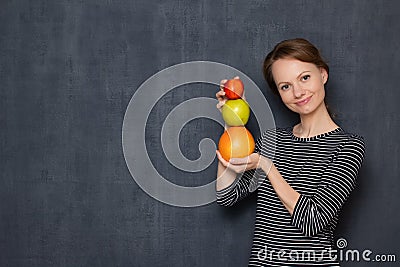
{"left": 263, "top": 38, "right": 336, "bottom": 118}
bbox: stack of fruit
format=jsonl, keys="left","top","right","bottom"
{"left": 218, "top": 78, "right": 255, "bottom": 161}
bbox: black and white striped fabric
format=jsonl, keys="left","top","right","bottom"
{"left": 216, "top": 127, "right": 366, "bottom": 266}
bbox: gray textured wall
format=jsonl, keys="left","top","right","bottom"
{"left": 1, "top": 0, "right": 399, "bottom": 266}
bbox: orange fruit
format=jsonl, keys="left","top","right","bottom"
{"left": 218, "top": 126, "right": 255, "bottom": 161}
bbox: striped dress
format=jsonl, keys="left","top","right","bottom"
{"left": 216, "top": 126, "right": 366, "bottom": 266}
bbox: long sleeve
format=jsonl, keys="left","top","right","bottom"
{"left": 290, "top": 135, "right": 366, "bottom": 237}
{"left": 216, "top": 168, "right": 258, "bottom": 207}
{"left": 215, "top": 132, "right": 268, "bottom": 207}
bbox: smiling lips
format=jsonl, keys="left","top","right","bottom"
{"left": 296, "top": 96, "right": 312, "bottom": 106}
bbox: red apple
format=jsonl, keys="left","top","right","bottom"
{"left": 223, "top": 79, "right": 244, "bottom": 100}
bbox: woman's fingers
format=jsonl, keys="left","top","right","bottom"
{"left": 216, "top": 151, "right": 247, "bottom": 173}
{"left": 216, "top": 151, "right": 242, "bottom": 173}
{"left": 228, "top": 153, "right": 261, "bottom": 172}
{"left": 216, "top": 90, "right": 226, "bottom": 101}
{"left": 216, "top": 82, "right": 227, "bottom": 110}
{"left": 216, "top": 150, "right": 229, "bottom": 167}
{"left": 220, "top": 79, "right": 228, "bottom": 90}
{"left": 229, "top": 157, "right": 250, "bottom": 165}
{"left": 216, "top": 99, "right": 226, "bottom": 110}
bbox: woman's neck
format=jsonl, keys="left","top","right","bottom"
{"left": 293, "top": 103, "right": 338, "bottom": 138}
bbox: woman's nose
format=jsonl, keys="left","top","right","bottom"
{"left": 292, "top": 83, "right": 305, "bottom": 98}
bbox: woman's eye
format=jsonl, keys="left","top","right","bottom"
{"left": 280, "top": 84, "right": 289, "bottom": 90}
{"left": 302, "top": 75, "right": 310, "bottom": 81}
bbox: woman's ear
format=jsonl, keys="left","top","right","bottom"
{"left": 320, "top": 68, "right": 328, "bottom": 84}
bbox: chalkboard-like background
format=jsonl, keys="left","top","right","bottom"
{"left": 1, "top": 0, "right": 399, "bottom": 266}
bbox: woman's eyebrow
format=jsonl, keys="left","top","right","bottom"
{"left": 277, "top": 71, "right": 312, "bottom": 86}
{"left": 296, "top": 70, "right": 311, "bottom": 79}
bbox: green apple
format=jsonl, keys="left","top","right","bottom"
{"left": 221, "top": 99, "right": 250, "bottom": 126}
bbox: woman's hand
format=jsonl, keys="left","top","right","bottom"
{"left": 216, "top": 76, "right": 244, "bottom": 110}
{"left": 216, "top": 79, "right": 228, "bottom": 110}
{"left": 216, "top": 150, "right": 261, "bottom": 174}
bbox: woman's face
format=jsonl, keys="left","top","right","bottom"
{"left": 271, "top": 58, "right": 328, "bottom": 116}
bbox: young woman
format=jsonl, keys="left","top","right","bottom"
{"left": 215, "top": 38, "right": 366, "bottom": 266}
